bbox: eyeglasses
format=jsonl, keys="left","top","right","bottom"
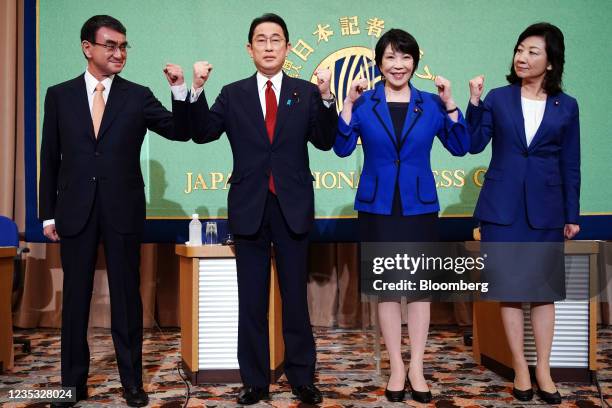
{"left": 90, "top": 41, "right": 130, "bottom": 53}
{"left": 252, "top": 36, "right": 285, "bottom": 49}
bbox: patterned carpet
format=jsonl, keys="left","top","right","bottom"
{"left": 1, "top": 325, "right": 610, "bottom": 407}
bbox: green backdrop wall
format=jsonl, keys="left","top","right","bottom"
{"left": 34, "top": 0, "right": 612, "bottom": 232}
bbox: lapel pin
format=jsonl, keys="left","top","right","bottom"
{"left": 554, "top": 100, "right": 559, "bottom": 106}
{"left": 292, "top": 91, "right": 300, "bottom": 104}
{"left": 286, "top": 99, "right": 292, "bottom": 106}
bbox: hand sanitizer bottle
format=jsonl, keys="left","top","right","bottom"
{"left": 189, "top": 214, "right": 202, "bottom": 246}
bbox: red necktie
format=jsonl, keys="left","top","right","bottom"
{"left": 265, "top": 80, "right": 277, "bottom": 194}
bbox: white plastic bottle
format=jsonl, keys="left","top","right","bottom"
{"left": 188, "top": 214, "right": 202, "bottom": 246}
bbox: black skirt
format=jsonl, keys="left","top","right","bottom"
{"left": 358, "top": 187, "right": 438, "bottom": 302}
{"left": 358, "top": 186, "right": 439, "bottom": 243}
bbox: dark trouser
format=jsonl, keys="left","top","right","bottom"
{"left": 234, "top": 192, "right": 316, "bottom": 387}
{"left": 59, "top": 193, "right": 143, "bottom": 388}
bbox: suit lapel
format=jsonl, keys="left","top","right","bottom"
{"left": 509, "top": 84, "right": 529, "bottom": 150}
{"left": 370, "top": 84, "right": 397, "bottom": 149}
{"left": 273, "top": 73, "right": 296, "bottom": 143}
{"left": 398, "top": 84, "right": 423, "bottom": 150}
{"left": 71, "top": 75, "right": 95, "bottom": 141}
{"left": 240, "top": 74, "right": 269, "bottom": 143}
{"left": 97, "top": 75, "right": 128, "bottom": 141}
{"left": 527, "top": 95, "right": 557, "bottom": 151}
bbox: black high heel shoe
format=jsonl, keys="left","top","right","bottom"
{"left": 384, "top": 386, "right": 406, "bottom": 402}
{"left": 407, "top": 378, "right": 432, "bottom": 403}
{"left": 536, "top": 384, "right": 562, "bottom": 405}
{"left": 512, "top": 386, "right": 534, "bottom": 401}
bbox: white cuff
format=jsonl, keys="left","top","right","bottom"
{"left": 43, "top": 219, "right": 55, "bottom": 228}
{"left": 170, "top": 83, "right": 188, "bottom": 101}
{"left": 190, "top": 86, "right": 204, "bottom": 103}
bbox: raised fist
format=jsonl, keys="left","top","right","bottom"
{"left": 469, "top": 75, "right": 485, "bottom": 106}
{"left": 314, "top": 68, "right": 332, "bottom": 99}
{"left": 345, "top": 78, "right": 368, "bottom": 105}
{"left": 192, "top": 61, "right": 213, "bottom": 89}
{"left": 163, "top": 63, "right": 184, "bottom": 86}
{"left": 434, "top": 75, "right": 455, "bottom": 109}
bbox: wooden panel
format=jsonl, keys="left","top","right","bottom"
{"left": 176, "top": 245, "right": 285, "bottom": 383}
{"left": 176, "top": 245, "right": 236, "bottom": 258}
{"left": 0, "top": 248, "right": 16, "bottom": 371}
{"left": 565, "top": 241, "right": 600, "bottom": 255}
{"left": 473, "top": 302, "right": 512, "bottom": 368}
{"left": 465, "top": 240, "right": 600, "bottom": 255}
{"left": 471, "top": 309, "right": 481, "bottom": 365}
{"left": 269, "top": 258, "right": 285, "bottom": 371}
{"left": 0, "top": 247, "right": 17, "bottom": 258}
{"left": 179, "top": 256, "right": 199, "bottom": 372}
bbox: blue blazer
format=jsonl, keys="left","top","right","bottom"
{"left": 467, "top": 84, "right": 580, "bottom": 228}
{"left": 334, "top": 83, "right": 470, "bottom": 215}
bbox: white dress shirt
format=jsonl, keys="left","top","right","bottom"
{"left": 84, "top": 69, "right": 114, "bottom": 113}
{"left": 255, "top": 71, "right": 282, "bottom": 117}
{"left": 521, "top": 96, "right": 546, "bottom": 147}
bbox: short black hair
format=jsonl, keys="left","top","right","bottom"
{"left": 506, "top": 22, "right": 565, "bottom": 95}
{"left": 80, "top": 15, "right": 126, "bottom": 43}
{"left": 248, "top": 13, "right": 289, "bottom": 44}
{"left": 375, "top": 29, "right": 420, "bottom": 73}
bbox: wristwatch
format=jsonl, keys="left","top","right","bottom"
{"left": 322, "top": 93, "right": 336, "bottom": 103}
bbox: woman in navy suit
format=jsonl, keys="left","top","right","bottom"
{"left": 334, "top": 29, "right": 470, "bottom": 403}
{"left": 467, "top": 23, "right": 580, "bottom": 404}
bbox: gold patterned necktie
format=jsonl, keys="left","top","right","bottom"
{"left": 92, "top": 82, "right": 105, "bottom": 138}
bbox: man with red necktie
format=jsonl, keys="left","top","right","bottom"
{"left": 165, "top": 13, "right": 338, "bottom": 405}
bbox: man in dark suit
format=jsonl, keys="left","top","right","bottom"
{"left": 171, "top": 13, "right": 337, "bottom": 405}
{"left": 39, "top": 15, "right": 190, "bottom": 407}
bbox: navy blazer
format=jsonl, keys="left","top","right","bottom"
{"left": 189, "top": 73, "right": 338, "bottom": 235}
{"left": 467, "top": 84, "right": 580, "bottom": 228}
{"left": 334, "top": 83, "right": 470, "bottom": 215}
{"left": 39, "top": 75, "right": 190, "bottom": 236}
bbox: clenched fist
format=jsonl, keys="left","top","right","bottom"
{"left": 345, "top": 78, "right": 368, "bottom": 106}
{"left": 314, "top": 68, "right": 332, "bottom": 99}
{"left": 434, "top": 75, "right": 455, "bottom": 109}
{"left": 469, "top": 75, "right": 485, "bottom": 106}
{"left": 564, "top": 223, "right": 580, "bottom": 240}
{"left": 43, "top": 224, "right": 60, "bottom": 242}
{"left": 163, "top": 63, "right": 184, "bottom": 86}
{"left": 192, "top": 61, "right": 213, "bottom": 89}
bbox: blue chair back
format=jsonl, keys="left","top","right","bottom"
{"left": 0, "top": 215, "right": 19, "bottom": 247}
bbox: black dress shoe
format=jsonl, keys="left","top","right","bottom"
{"left": 292, "top": 384, "right": 323, "bottom": 404}
{"left": 537, "top": 387, "right": 562, "bottom": 404}
{"left": 512, "top": 386, "right": 534, "bottom": 401}
{"left": 50, "top": 386, "right": 87, "bottom": 407}
{"left": 237, "top": 386, "right": 269, "bottom": 405}
{"left": 407, "top": 378, "right": 432, "bottom": 403}
{"left": 122, "top": 386, "right": 149, "bottom": 407}
{"left": 384, "top": 387, "right": 405, "bottom": 402}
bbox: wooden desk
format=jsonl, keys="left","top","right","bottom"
{"left": 175, "top": 244, "right": 284, "bottom": 384}
{"left": 0, "top": 247, "right": 16, "bottom": 372}
{"left": 472, "top": 240, "right": 600, "bottom": 383}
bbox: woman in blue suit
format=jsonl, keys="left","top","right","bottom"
{"left": 334, "top": 29, "right": 469, "bottom": 403}
{"left": 467, "top": 23, "right": 580, "bottom": 404}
